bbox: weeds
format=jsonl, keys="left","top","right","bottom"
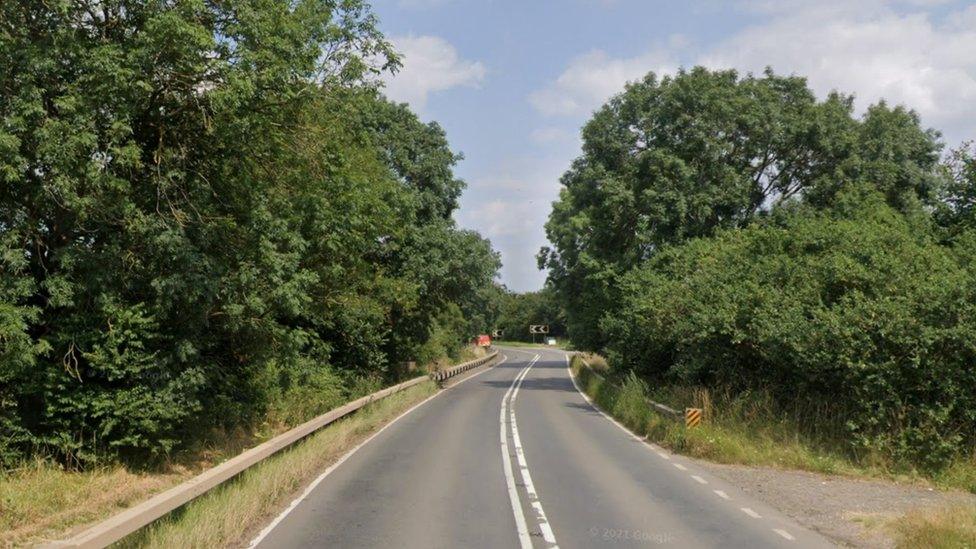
{"left": 116, "top": 381, "right": 438, "bottom": 548}
{"left": 889, "top": 504, "right": 976, "bottom": 548}
{"left": 569, "top": 355, "right": 976, "bottom": 490}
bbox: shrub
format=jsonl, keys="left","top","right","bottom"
{"left": 604, "top": 190, "right": 976, "bottom": 469}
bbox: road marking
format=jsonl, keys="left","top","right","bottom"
{"left": 691, "top": 475, "right": 707, "bottom": 484}
{"left": 559, "top": 351, "right": 827, "bottom": 544}
{"left": 505, "top": 352, "right": 560, "bottom": 548}
{"left": 540, "top": 522, "right": 557, "bottom": 544}
{"left": 248, "top": 355, "right": 507, "bottom": 547}
{"left": 774, "top": 529, "right": 796, "bottom": 541}
{"left": 673, "top": 463, "right": 687, "bottom": 471}
{"left": 741, "top": 507, "right": 762, "bottom": 518}
{"left": 501, "top": 354, "right": 535, "bottom": 549}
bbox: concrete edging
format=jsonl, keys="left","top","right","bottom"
{"left": 45, "top": 350, "right": 499, "bottom": 549}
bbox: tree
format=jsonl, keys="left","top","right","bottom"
{"left": 0, "top": 1, "right": 500, "bottom": 466}
{"left": 936, "top": 142, "right": 976, "bottom": 236}
{"left": 494, "top": 287, "right": 566, "bottom": 342}
{"left": 604, "top": 189, "right": 976, "bottom": 468}
{"left": 541, "top": 67, "right": 941, "bottom": 350}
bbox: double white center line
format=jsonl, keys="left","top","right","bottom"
{"left": 500, "top": 353, "right": 559, "bottom": 549}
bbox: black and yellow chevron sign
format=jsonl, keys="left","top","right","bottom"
{"left": 685, "top": 408, "right": 703, "bottom": 428}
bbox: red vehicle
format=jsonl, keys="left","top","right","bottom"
{"left": 476, "top": 334, "right": 491, "bottom": 347}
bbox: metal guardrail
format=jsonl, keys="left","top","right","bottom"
{"left": 44, "top": 351, "right": 500, "bottom": 549}
{"left": 429, "top": 349, "right": 498, "bottom": 382}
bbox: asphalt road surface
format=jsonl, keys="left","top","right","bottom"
{"left": 250, "top": 347, "right": 834, "bottom": 549}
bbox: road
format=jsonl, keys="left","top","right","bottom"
{"left": 250, "top": 347, "right": 833, "bottom": 549}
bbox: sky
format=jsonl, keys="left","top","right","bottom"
{"left": 371, "top": 0, "right": 976, "bottom": 292}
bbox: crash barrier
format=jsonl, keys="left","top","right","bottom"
{"left": 430, "top": 350, "right": 499, "bottom": 382}
{"left": 46, "top": 351, "right": 500, "bottom": 548}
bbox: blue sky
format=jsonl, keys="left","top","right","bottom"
{"left": 371, "top": 0, "right": 976, "bottom": 292}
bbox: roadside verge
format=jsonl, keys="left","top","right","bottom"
{"left": 43, "top": 351, "right": 499, "bottom": 549}
{"left": 567, "top": 353, "right": 976, "bottom": 548}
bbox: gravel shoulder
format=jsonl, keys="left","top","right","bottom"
{"left": 692, "top": 460, "right": 976, "bottom": 547}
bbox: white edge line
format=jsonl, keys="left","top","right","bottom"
{"left": 563, "top": 352, "right": 814, "bottom": 542}
{"left": 249, "top": 355, "right": 508, "bottom": 547}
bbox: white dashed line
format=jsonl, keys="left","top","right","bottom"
{"left": 774, "top": 529, "right": 796, "bottom": 541}
{"left": 249, "top": 355, "right": 507, "bottom": 548}
{"left": 500, "top": 355, "right": 534, "bottom": 549}
{"left": 560, "top": 351, "right": 818, "bottom": 546}
{"left": 504, "top": 352, "right": 559, "bottom": 548}
{"left": 741, "top": 507, "right": 762, "bottom": 518}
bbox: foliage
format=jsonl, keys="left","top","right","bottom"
{"left": 494, "top": 287, "right": 566, "bottom": 342}
{"left": 936, "top": 141, "right": 976, "bottom": 236}
{"left": 540, "top": 67, "right": 942, "bottom": 349}
{"left": 603, "top": 190, "right": 976, "bottom": 468}
{"left": 0, "top": 1, "right": 499, "bottom": 467}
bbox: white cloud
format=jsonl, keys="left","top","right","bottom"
{"left": 396, "top": 0, "right": 451, "bottom": 8}
{"left": 530, "top": 3, "right": 976, "bottom": 143}
{"left": 383, "top": 35, "right": 486, "bottom": 110}
{"left": 530, "top": 126, "right": 577, "bottom": 145}
{"left": 702, "top": 6, "right": 976, "bottom": 141}
{"left": 528, "top": 49, "right": 677, "bottom": 117}
{"left": 455, "top": 157, "right": 571, "bottom": 291}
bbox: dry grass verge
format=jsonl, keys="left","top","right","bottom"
{"left": 889, "top": 504, "right": 976, "bottom": 548}
{"left": 0, "top": 461, "right": 189, "bottom": 547}
{"left": 116, "top": 381, "right": 437, "bottom": 548}
{"left": 1, "top": 380, "right": 438, "bottom": 548}
{"left": 570, "top": 355, "right": 976, "bottom": 488}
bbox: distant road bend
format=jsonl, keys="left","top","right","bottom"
{"left": 249, "top": 347, "right": 834, "bottom": 548}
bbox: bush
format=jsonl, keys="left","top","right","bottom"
{"left": 604, "top": 190, "right": 976, "bottom": 469}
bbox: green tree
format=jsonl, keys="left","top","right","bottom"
{"left": 604, "top": 189, "right": 976, "bottom": 468}
{"left": 0, "top": 0, "right": 500, "bottom": 466}
{"left": 541, "top": 67, "right": 941, "bottom": 350}
{"left": 494, "top": 287, "right": 566, "bottom": 342}
{"left": 936, "top": 142, "right": 976, "bottom": 236}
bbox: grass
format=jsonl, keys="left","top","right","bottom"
{"left": 426, "top": 344, "right": 484, "bottom": 373}
{"left": 569, "top": 355, "right": 976, "bottom": 488}
{"left": 0, "top": 381, "right": 438, "bottom": 548}
{"left": 116, "top": 381, "right": 438, "bottom": 548}
{"left": 889, "top": 504, "right": 976, "bottom": 548}
{"left": 0, "top": 460, "right": 190, "bottom": 547}
{"left": 572, "top": 354, "right": 976, "bottom": 547}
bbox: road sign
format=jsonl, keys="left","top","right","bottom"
{"left": 491, "top": 329, "right": 503, "bottom": 338}
{"left": 685, "top": 408, "right": 703, "bottom": 428}
{"left": 529, "top": 324, "right": 550, "bottom": 334}
{"left": 476, "top": 335, "right": 491, "bottom": 347}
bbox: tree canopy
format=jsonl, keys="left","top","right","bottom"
{"left": 541, "top": 65, "right": 976, "bottom": 469}
{"left": 0, "top": 0, "right": 499, "bottom": 466}
{"left": 540, "top": 67, "right": 942, "bottom": 349}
